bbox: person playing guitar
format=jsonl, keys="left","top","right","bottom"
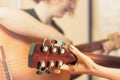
{"left": 0, "top": 0, "right": 119, "bottom": 80}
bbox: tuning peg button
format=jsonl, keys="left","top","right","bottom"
{"left": 41, "top": 38, "right": 48, "bottom": 52}
{"left": 42, "top": 45, "right": 48, "bottom": 52}
{"left": 57, "top": 40, "right": 65, "bottom": 47}
{"left": 59, "top": 48, "right": 65, "bottom": 54}
{"left": 50, "top": 47, "right": 57, "bottom": 53}
{"left": 50, "top": 40, "right": 57, "bottom": 53}
{"left": 49, "top": 61, "right": 54, "bottom": 67}
{"left": 57, "top": 60, "right": 63, "bottom": 66}
{"left": 45, "top": 61, "right": 54, "bottom": 74}
{"left": 36, "top": 69, "right": 43, "bottom": 75}
{"left": 57, "top": 40, "right": 65, "bottom": 54}
{"left": 36, "top": 61, "right": 46, "bottom": 75}
{"left": 45, "top": 69, "right": 52, "bottom": 74}
{"left": 40, "top": 61, "right": 46, "bottom": 67}
{"left": 54, "top": 60, "right": 63, "bottom": 74}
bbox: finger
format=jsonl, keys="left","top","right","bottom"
{"left": 69, "top": 45, "right": 96, "bottom": 70}
{"left": 102, "top": 42, "right": 111, "bottom": 55}
{"left": 103, "top": 41, "right": 114, "bottom": 51}
{"left": 69, "top": 45, "right": 95, "bottom": 66}
{"left": 102, "top": 42, "right": 109, "bottom": 54}
{"left": 109, "top": 41, "right": 114, "bottom": 49}
{"left": 106, "top": 42, "right": 113, "bottom": 51}
{"left": 69, "top": 45, "right": 88, "bottom": 59}
{"left": 103, "top": 46, "right": 109, "bottom": 55}
{"left": 60, "top": 64, "right": 73, "bottom": 71}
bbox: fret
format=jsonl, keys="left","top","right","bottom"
{"left": 0, "top": 46, "right": 13, "bottom": 80}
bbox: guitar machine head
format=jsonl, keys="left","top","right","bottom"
{"left": 28, "top": 39, "right": 77, "bottom": 75}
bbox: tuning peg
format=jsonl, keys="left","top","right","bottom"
{"left": 57, "top": 40, "right": 65, "bottom": 54}
{"left": 59, "top": 48, "right": 65, "bottom": 54}
{"left": 45, "top": 61, "right": 54, "bottom": 74}
{"left": 54, "top": 60, "right": 63, "bottom": 74}
{"left": 51, "top": 39, "right": 58, "bottom": 44}
{"left": 57, "top": 40, "right": 65, "bottom": 47}
{"left": 41, "top": 38, "right": 48, "bottom": 52}
{"left": 42, "top": 45, "right": 48, "bottom": 52}
{"left": 50, "top": 44, "right": 57, "bottom": 53}
{"left": 50, "top": 40, "right": 57, "bottom": 53}
{"left": 45, "top": 68, "right": 52, "bottom": 74}
{"left": 36, "top": 61, "right": 46, "bottom": 75}
{"left": 57, "top": 60, "right": 63, "bottom": 67}
{"left": 36, "top": 69, "right": 43, "bottom": 75}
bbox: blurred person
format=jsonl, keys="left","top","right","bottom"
{"left": 0, "top": 0, "right": 115, "bottom": 80}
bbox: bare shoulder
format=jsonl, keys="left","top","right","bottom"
{"left": 0, "top": 7, "right": 9, "bottom": 12}
{"left": 0, "top": 7, "right": 22, "bottom": 13}
{"left": 0, "top": 7, "right": 36, "bottom": 19}
{"left": 0, "top": 7, "right": 31, "bottom": 22}
{"left": 0, "top": 7, "right": 18, "bottom": 19}
{"left": 0, "top": 7, "right": 7, "bottom": 19}
{"left": 0, "top": 7, "right": 14, "bottom": 15}
{"left": 0, "top": 7, "right": 23, "bottom": 16}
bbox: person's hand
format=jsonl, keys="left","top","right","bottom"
{"left": 60, "top": 45, "right": 97, "bottom": 74}
{"left": 102, "top": 41, "right": 114, "bottom": 55}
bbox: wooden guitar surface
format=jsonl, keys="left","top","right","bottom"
{"left": 0, "top": 25, "right": 71, "bottom": 80}
{"left": 0, "top": 24, "right": 120, "bottom": 80}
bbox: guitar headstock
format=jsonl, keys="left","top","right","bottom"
{"left": 108, "top": 33, "right": 120, "bottom": 49}
{"left": 28, "top": 39, "right": 76, "bottom": 75}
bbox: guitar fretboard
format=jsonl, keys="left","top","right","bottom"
{"left": 75, "top": 39, "right": 108, "bottom": 52}
{"left": 0, "top": 46, "right": 12, "bottom": 80}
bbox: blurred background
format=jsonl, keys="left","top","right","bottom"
{"left": 0, "top": 0, "right": 120, "bottom": 80}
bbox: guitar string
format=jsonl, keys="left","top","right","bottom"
{"left": 2, "top": 57, "right": 29, "bottom": 76}
{"left": 2, "top": 64, "right": 33, "bottom": 77}
{"left": 1, "top": 54, "right": 63, "bottom": 76}
{"left": 5, "top": 56, "right": 28, "bottom": 68}
{"left": 5, "top": 56, "right": 28, "bottom": 69}
{"left": 2, "top": 55, "right": 58, "bottom": 76}
{"left": 1, "top": 62, "right": 32, "bottom": 77}
{"left": 7, "top": 56, "right": 28, "bottom": 65}
{"left": 1, "top": 54, "right": 42, "bottom": 77}
{"left": 0, "top": 48, "right": 38, "bottom": 79}
{"left": 0, "top": 58, "right": 54, "bottom": 79}
{"left": 8, "top": 56, "right": 38, "bottom": 75}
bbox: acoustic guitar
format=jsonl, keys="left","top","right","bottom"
{"left": 28, "top": 36, "right": 120, "bottom": 75}
{"left": 0, "top": 24, "right": 120, "bottom": 80}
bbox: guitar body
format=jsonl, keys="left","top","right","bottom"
{"left": 0, "top": 25, "right": 70, "bottom": 80}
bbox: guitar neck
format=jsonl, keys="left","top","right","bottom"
{"left": 75, "top": 39, "right": 108, "bottom": 52}
{"left": 73, "top": 40, "right": 120, "bottom": 68}
{"left": 83, "top": 53, "right": 120, "bottom": 68}
{"left": 66, "top": 52, "right": 120, "bottom": 68}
